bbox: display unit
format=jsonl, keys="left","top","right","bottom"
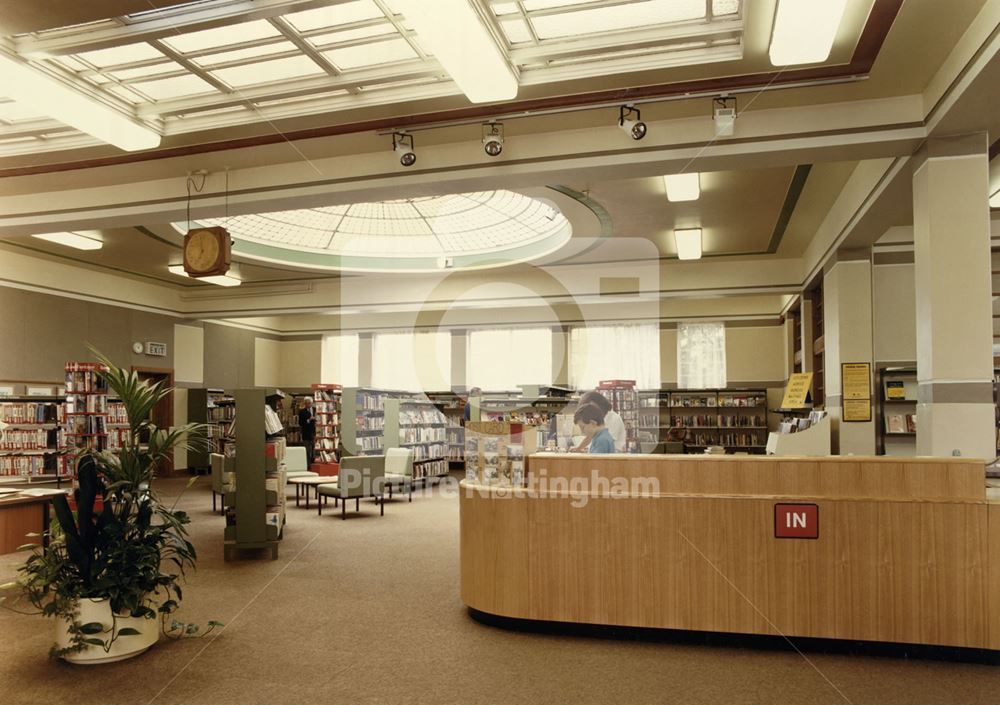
{"left": 186, "top": 388, "right": 234, "bottom": 472}
{"left": 597, "top": 379, "right": 638, "bottom": 451}
{"left": 64, "top": 362, "right": 109, "bottom": 460}
{"left": 877, "top": 367, "right": 917, "bottom": 456}
{"left": 278, "top": 390, "right": 312, "bottom": 447}
{"left": 340, "top": 387, "right": 391, "bottom": 456}
{"left": 106, "top": 397, "right": 129, "bottom": 452}
{"left": 427, "top": 390, "right": 465, "bottom": 465}
{"left": 669, "top": 389, "right": 768, "bottom": 454}
{"left": 464, "top": 421, "right": 538, "bottom": 486}
{"left": 223, "top": 388, "right": 287, "bottom": 561}
{"left": 637, "top": 389, "right": 670, "bottom": 451}
{"left": 384, "top": 398, "right": 449, "bottom": 483}
{"left": 311, "top": 384, "right": 341, "bottom": 467}
{"left": 0, "top": 397, "right": 69, "bottom": 483}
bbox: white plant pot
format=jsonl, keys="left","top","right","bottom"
{"left": 55, "top": 597, "right": 159, "bottom": 665}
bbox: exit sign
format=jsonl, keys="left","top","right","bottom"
{"left": 774, "top": 503, "right": 818, "bottom": 539}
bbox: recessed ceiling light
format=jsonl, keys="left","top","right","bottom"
{"left": 769, "top": 0, "right": 848, "bottom": 66}
{"left": 0, "top": 53, "right": 160, "bottom": 151}
{"left": 663, "top": 173, "right": 700, "bottom": 202}
{"left": 167, "top": 264, "right": 241, "bottom": 287}
{"left": 395, "top": 0, "right": 518, "bottom": 103}
{"left": 31, "top": 231, "right": 103, "bottom": 250}
{"left": 674, "top": 229, "right": 702, "bottom": 260}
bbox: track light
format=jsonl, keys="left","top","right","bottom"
{"left": 393, "top": 131, "right": 416, "bottom": 167}
{"left": 713, "top": 96, "right": 737, "bottom": 137}
{"left": 482, "top": 122, "right": 504, "bottom": 157}
{"left": 618, "top": 105, "right": 646, "bottom": 141}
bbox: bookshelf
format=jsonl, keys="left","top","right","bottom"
{"left": 427, "top": 390, "right": 465, "bottom": 465}
{"left": 223, "top": 388, "right": 287, "bottom": 561}
{"left": 637, "top": 389, "right": 671, "bottom": 451}
{"left": 809, "top": 282, "right": 825, "bottom": 407}
{"left": 186, "top": 388, "right": 234, "bottom": 473}
{"left": 464, "top": 421, "right": 538, "bottom": 486}
{"left": 311, "top": 384, "right": 341, "bottom": 467}
{"left": 106, "top": 397, "right": 129, "bottom": 451}
{"left": 0, "top": 396, "right": 69, "bottom": 483}
{"left": 877, "top": 367, "right": 917, "bottom": 456}
{"left": 341, "top": 387, "right": 390, "bottom": 456}
{"left": 790, "top": 301, "right": 803, "bottom": 374}
{"left": 668, "top": 389, "right": 768, "bottom": 454}
{"left": 64, "top": 362, "right": 109, "bottom": 462}
{"left": 384, "top": 397, "right": 449, "bottom": 483}
{"left": 597, "top": 379, "right": 638, "bottom": 451}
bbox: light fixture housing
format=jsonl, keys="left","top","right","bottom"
{"left": 393, "top": 131, "right": 416, "bottom": 167}
{"left": 31, "top": 231, "right": 103, "bottom": 250}
{"left": 664, "top": 173, "right": 700, "bottom": 202}
{"left": 769, "top": 0, "right": 849, "bottom": 66}
{"left": 168, "top": 264, "right": 241, "bottom": 287}
{"left": 990, "top": 189, "right": 1000, "bottom": 208}
{"left": 674, "top": 229, "right": 703, "bottom": 260}
{"left": 394, "top": 0, "right": 518, "bottom": 103}
{"left": 482, "top": 122, "right": 504, "bottom": 157}
{"left": 0, "top": 51, "right": 160, "bottom": 152}
{"left": 618, "top": 105, "right": 646, "bottom": 140}
{"left": 713, "top": 96, "right": 737, "bottom": 137}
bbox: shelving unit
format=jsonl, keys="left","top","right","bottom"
{"left": 427, "top": 390, "right": 465, "bottom": 465}
{"left": 0, "top": 396, "right": 69, "bottom": 483}
{"left": 223, "top": 388, "right": 287, "bottom": 561}
{"left": 64, "top": 362, "right": 109, "bottom": 465}
{"left": 669, "top": 389, "right": 768, "bottom": 454}
{"left": 597, "top": 379, "right": 638, "bottom": 451}
{"left": 186, "top": 388, "right": 234, "bottom": 473}
{"left": 810, "top": 282, "right": 825, "bottom": 407}
{"left": 341, "top": 387, "right": 391, "bottom": 456}
{"left": 464, "top": 421, "right": 538, "bottom": 486}
{"left": 637, "top": 389, "right": 671, "bottom": 451}
{"left": 789, "top": 300, "right": 803, "bottom": 374}
{"left": 385, "top": 397, "right": 449, "bottom": 483}
{"left": 106, "top": 397, "right": 129, "bottom": 451}
{"left": 877, "top": 367, "right": 917, "bottom": 456}
{"left": 311, "top": 384, "right": 341, "bottom": 468}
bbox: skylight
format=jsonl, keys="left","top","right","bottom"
{"left": 212, "top": 55, "right": 327, "bottom": 88}
{"left": 284, "top": 1, "right": 385, "bottom": 32}
{"left": 176, "top": 190, "right": 572, "bottom": 272}
{"left": 161, "top": 20, "right": 282, "bottom": 53}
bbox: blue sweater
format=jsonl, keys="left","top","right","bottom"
{"left": 588, "top": 427, "right": 615, "bottom": 454}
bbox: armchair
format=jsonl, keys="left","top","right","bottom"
{"left": 317, "top": 455, "right": 386, "bottom": 520}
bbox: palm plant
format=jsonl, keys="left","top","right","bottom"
{"left": 2, "top": 349, "right": 219, "bottom": 657}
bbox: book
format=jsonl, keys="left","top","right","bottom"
{"left": 886, "top": 414, "right": 906, "bottom": 433}
{"left": 905, "top": 414, "right": 916, "bottom": 433}
{"left": 885, "top": 381, "right": 906, "bottom": 400}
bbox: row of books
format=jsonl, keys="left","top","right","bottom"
{"left": 413, "top": 458, "right": 449, "bottom": 480}
{"left": 885, "top": 414, "right": 917, "bottom": 434}
{"left": 0, "top": 402, "right": 64, "bottom": 424}
{"left": 673, "top": 395, "right": 717, "bottom": 407}
{"left": 67, "top": 416, "right": 107, "bottom": 435}
{"left": 718, "top": 431, "right": 764, "bottom": 447}
{"left": 66, "top": 394, "right": 110, "bottom": 414}
{"left": 675, "top": 414, "right": 716, "bottom": 427}
{"left": 107, "top": 402, "right": 128, "bottom": 426}
{"left": 718, "top": 395, "right": 766, "bottom": 408}
{"left": 355, "top": 392, "right": 386, "bottom": 410}
{"left": 106, "top": 428, "right": 132, "bottom": 451}
{"left": 0, "top": 428, "right": 63, "bottom": 451}
{"left": 447, "top": 446, "right": 464, "bottom": 461}
{"left": 0, "top": 454, "right": 69, "bottom": 476}
{"left": 400, "top": 427, "right": 446, "bottom": 444}
{"left": 410, "top": 443, "right": 447, "bottom": 460}
{"left": 357, "top": 436, "right": 382, "bottom": 451}
{"left": 355, "top": 415, "right": 385, "bottom": 431}
{"left": 208, "top": 405, "right": 236, "bottom": 423}
{"left": 777, "top": 410, "right": 827, "bottom": 434}
{"left": 399, "top": 407, "right": 447, "bottom": 426}
{"left": 719, "top": 415, "right": 765, "bottom": 427}
{"left": 65, "top": 364, "right": 108, "bottom": 393}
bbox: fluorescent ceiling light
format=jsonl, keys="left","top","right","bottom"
{"left": 394, "top": 0, "right": 518, "bottom": 103}
{"left": 0, "top": 51, "right": 160, "bottom": 151}
{"left": 31, "top": 231, "right": 103, "bottom": 250}
{"left": 663, "top": 173, "right": 700, "bottom": 202}
{"left": 990, "top": 190, "right": 1000, "bottom": 208}
{"left": 168, "top": 265, "right": 242, "bottom": 287}
{"left": 674, "top": 229, "right": 702, "bottom": 260}
{"left": 769, "top": 0, "right": 848, "bottom": 66}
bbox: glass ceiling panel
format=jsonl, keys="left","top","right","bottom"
{"left": 161, "top": 20, "right": 282, "bottom": 53}
{"left": 192, "top": 41, "right": 297, "bottom": 67}
{"left": 211, "top": 55, "right": 327, "bottom": 88}
{"left": 501, "top": 18, "right": 534, "bottom": 44}
{"left": 712, "top": 0, "right": 740, "bottom": 16}
{"left": 130, "top": 74, "right": 217, "bottom": 100}
{"left": 284, "top": 1, "right": 385, "bottom": 32}
{"left": 521, "top": 0, "right": 591, "bottom": 10}
{"left": 109, "top": 62, "right": 183, "bottom": 81}
{"left": 75, "top": 43, "right": 165, "bottom": 68}
{"left": 530, "top": 0, "right": 706, "bottom": 39}
{"left": 323, "top": 38, "right": 418, "bottom": 70}
{"left": 492, "top": 2, "right": 521, "bottom": 15}
{"left": 309, "top": 24, "right": 397, "bottom": 47}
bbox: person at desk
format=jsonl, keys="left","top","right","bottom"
{"left": 298, "top": 397, "right": 316, "bottom": 466}
{"left": 665, "top": 418, "right": 690, "bottom": 444}
{"left": 571, "top": 390, "right": 626, "bottom": 452}
{"left": 573, "top": 403, "right": 616, "bottom": 454}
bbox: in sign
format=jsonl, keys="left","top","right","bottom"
{"left": 774, "top": 503, "right": 818, "bottom": 539}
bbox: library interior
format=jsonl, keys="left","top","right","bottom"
{"left": 2, "top": 0, "right": 1000, "bottom": 703}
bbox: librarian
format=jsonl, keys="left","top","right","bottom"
{"left": 573, "top": 403, "right": 616, "bottom": 454}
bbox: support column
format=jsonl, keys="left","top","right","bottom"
{"left": 552, "top": 326, "right": 570, "bottom": 386}
{"left": 823, "top": 255, "right": 876, "bottom": 455}
{"left": 358, "top": 333, "right": 373, "bottom": 387}
{"left": 800, "top": 294, "right": 815, "bottom": 373}
{"left": 451, "top": 329, "right": 467, "bottom": 390}
{"left": 912, "top": 134, "right": 995, "bottom": 460}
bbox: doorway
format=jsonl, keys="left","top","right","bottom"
{"left": 132, "top": 367, "right": 175, "bottom": 477}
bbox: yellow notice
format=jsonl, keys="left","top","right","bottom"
{"left": 843, "top": 398, "right": 872, "bottom": 422}
{"left": 841, "top": 363, "right": 871, "bottom": 400}
{"left": 780, "top": 372, "right": 813, "bottom": 408}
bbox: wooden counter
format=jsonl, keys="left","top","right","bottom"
{"left": 460, "top": 454, "right": 1000, "bottom": 650}
{"left": 0, "top": 493, "right": 52, "bottom": 554}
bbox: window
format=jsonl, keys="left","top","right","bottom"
{"left": 677, "top": 323, "right": 726, "bottom": 389}
{"left": 569, "top": 323, "right": 659, "bottom": 389}
{"left": 372, "top": 330, "right": 451, "bottom": 391}
{"left": 467, "top": 328, "right": 553, "bottom": 390}
{"left": 321, "top": 333, "right": 359, "bottom": 386}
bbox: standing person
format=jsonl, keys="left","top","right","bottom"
{"left": 298, "top": 397, "right": 316, "bottom": 466}
{"left": 463, "top": 387, "right": 482, "bottom": 424}
{"left": 572, "top": 390, "right": 626, "bottom": 452}
{"left": 573, "top": 403, "right": 615, "bottom": 454}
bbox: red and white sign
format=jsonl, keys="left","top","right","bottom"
{"left": 774, "top": 503, "right": 818, "bottom": 539}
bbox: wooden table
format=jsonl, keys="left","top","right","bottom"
{"left": 0, "top": 492, "right": 56, "bottom": 554}
{"left": 288, "top": 476, "right": 337, "bottom": 509}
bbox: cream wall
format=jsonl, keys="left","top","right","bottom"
{"left": 253, "top": 338, "right": 281, "bottom": 388}
{"left": 726, "top": 327, "right": 787, "bottom": 383}
{"left": 173, "top": 324, "right": 204, "bottom": 384}
{"left": 873, "top": 263, "right": 916, "bottom": 363}
{"left": 279, "top": 340, "right": 322, "bottom": 388}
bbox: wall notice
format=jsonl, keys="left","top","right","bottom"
{"left": 841, "top": 362, "right": 872, "bottom": 422}
{"left": 780, "top": 372, "right": 813, "bottom": 409}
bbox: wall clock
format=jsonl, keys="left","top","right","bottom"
{"left": 183, "top": 226, "right": 232, "bottom": 277}
{"left": 132, "top": 342, "right": 144, "bottom": 354}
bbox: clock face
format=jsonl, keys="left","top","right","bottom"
{"left": 186, "top": 229, "right": 221, "bottom": 272}
{"left": 132, "top": 342, "right": 144, "bottom": 354}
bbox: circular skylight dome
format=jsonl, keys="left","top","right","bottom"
{"left": 187, "top": 190, "right": 572, "bottom": 272}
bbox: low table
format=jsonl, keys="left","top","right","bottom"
{"left": 0, "top": 488, "right": 66, "bottom": 554}
{"left": 288, "top": 475, "right": 337, "bottom": 509}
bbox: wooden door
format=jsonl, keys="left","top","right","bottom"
{"left": 132, "top": 368, "right": 175, "bottom": 477}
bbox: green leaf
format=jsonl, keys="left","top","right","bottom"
{"left": 78, "top": 622, "right": 105, "bottom": 634}
{"left": 116, "top": 627, "right": 141, "bottom": 637}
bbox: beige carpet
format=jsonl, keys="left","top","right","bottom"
{"left": 2, "top": 475, "right": 999, "bottom": 705}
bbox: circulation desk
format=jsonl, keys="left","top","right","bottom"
{"left": 459, "top": 453, "right": 1000, "bottom": 650}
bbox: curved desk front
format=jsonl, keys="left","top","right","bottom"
{"left": 460, "top": 453, "right": 1000, "bottom": 650}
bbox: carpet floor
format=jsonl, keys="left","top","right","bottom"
{"left": 1, "top": 474, "right": 999, "bottom": 705}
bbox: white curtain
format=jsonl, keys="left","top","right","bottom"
{"left": 569, "top": 323, "right": 659, "bottom": 389}
{"left": 677, "top": 322, "right": 726, "bottom": 389}
{"left": 372, "top": 330, "right": 451, "bottom": 391}
{"left": 320, "top": 334, "right": 359, "bottom": 386}
{"left": 467, "top": 327, "right": 552, "bottom": 390}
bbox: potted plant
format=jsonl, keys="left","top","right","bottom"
{"left": 1, "top": 351, "right": 219, "bottom": 663}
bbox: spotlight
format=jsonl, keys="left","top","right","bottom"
{"left": 393, "top": 131, "right": 416, "bottom": 167}
{"left": 618, "top": 105, "right": 646, "bottom": 141}
{"left": 482, "top": 121, "right": 504, "bottom": 157}
{"left": 713, "top": 95, "right": 737, "bottom": 137}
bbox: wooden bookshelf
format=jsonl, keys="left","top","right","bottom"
{"left": 311, "top": 384, "right": 341, "bottom": 468}
{"left": 809, "top": 282, "right": 825, "bottom": 407}
{"left": 877, "top": 366, "right": 917, "bottom": 456}
{"left": 427, "top": 390, "right": 466, "bottom": 465}
{"left": 0, "top": 396, "right": 69, "bottom": 483}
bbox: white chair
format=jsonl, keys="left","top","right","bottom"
{"left": 384, "top": 447, "right": 413, "bottom": 502}
{"left": 285, "top": 446, "right": 318, "bottom": 480}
